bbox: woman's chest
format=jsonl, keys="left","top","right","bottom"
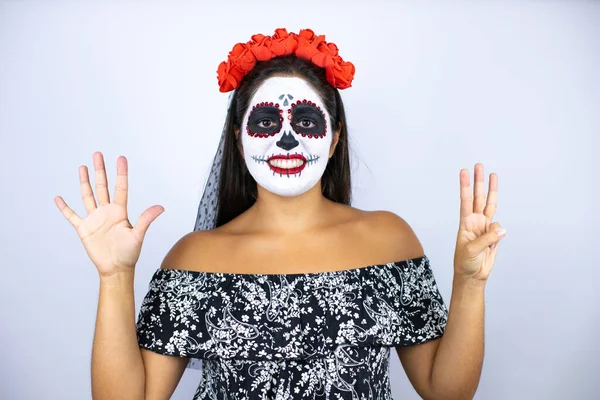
{"left": 205, "top": 226, "right": 401, "bottom": 274}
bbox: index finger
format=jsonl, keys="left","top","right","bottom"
{"left": 483, "top": 173, "right": 498, "bottom": 220}
{"left": 460, "top": 168, "right": 473, "bottom": 219}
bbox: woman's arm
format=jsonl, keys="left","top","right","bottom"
{"left": 427, "top": 278, "right": 484, "bottom": 400}
{"left": 395, "top": 278, "right": 484, "bottom": 400}
{"left": 92, "top": 270, "right": 188, "bottom": 400}
{"left": 366, "top": 210, "right": 483, "bottom": 399}
{"left": 92, "top": 270, "right": 146, "bottom": 400}
{"left": 54, "top": 152, "right": 188, "bottom": 399}
{"left": 396, "top": 164, "right": 502, "bottom": 400}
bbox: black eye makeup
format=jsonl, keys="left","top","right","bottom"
{"left": 246, "top": 103, "right": 283, "bottom": 138}
{"left": 289, "top": 100, "right": 327, "bottom": 138}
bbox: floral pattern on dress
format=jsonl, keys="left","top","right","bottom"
{"left": 136, "top": 255, "right": 448, "bottom": 399}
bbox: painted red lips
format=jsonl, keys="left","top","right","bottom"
{"left": 267, "top": 153, "right": 307, "bottom": 175}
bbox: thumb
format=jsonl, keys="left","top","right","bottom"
{"left": 468, "top": 222, "right": 506, "bottom": 255}
{"left": 133, "top": 205, "right": 165, "bottom": 239}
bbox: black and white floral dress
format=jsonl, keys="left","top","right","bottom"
{"left": 136, "top": 255, "right": 448, "bottom": 399}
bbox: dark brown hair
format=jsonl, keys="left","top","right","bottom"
{"left": 216, "top": 55, "right": 351, "bottom": 227}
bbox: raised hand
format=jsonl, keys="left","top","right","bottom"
{"left": 453, "top": 163, "right": 506, "bottom": 284}
{"left": 54, "top": 152, "right": 165, "bottom": 278}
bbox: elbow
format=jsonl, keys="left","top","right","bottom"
{"left": 423, "top": 395, "right": 474, "bottom": 400}
{"left": 91, "top": 377, "right": 145, "bottom": 400}
{"left": 426, "top": 371, "right": 480, "bottom": 400}
{"left": 424, "top": 386, "right": 478, "bottom": 400}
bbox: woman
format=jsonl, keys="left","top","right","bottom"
{"left": 55, "top": 28, "right": 506, "bottom": 400}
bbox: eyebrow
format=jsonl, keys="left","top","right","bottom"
{"left": 247, "top": 104, "right": 283, "bottom": 119}
{"left": 249, "top": 105, "right": 281, "bottom": 115}
{"left": 250, "top": 101, "right": 281, "bottom": 110}
{"left": 291, "top": 103, "right": 325, "bottom": 118}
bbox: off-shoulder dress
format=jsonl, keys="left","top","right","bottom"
{"left": 136, "top": 255, "right": 449, "bottom": 399}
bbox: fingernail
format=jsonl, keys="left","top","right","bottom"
{"left": 496, "top": 228, "right": 506, "bottom": 239}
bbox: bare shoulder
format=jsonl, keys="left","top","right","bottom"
{"left": 361, "top": 210, "right": 416, "bottom": 234}
{"left": 355, "top": 209, "right": 425, "bottom": 262}
{"left": 159, "top": 229, "right": 224, "bottom": 272}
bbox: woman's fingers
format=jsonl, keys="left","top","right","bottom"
{"left": 483, "top": 173, "right": 498, "bottom": 220}
{"left": 113, "top": 156, "right": 128, "bottom": 207}
{"left": 93, "top": 152, "right": 110, "bottom": 206}
{"left": 133, "top": 205, "right": 165, "bottom": 240}
{"left": 466, "top": 222, "right": 506, "bottom": 256}
{"left": 473, "top": 163, "right": 486, "bottom": 214}
{"left": 461, "top": 164, "right": 498, "bottom": 222}
{"left": 55, "top": 195, "right": 82, "bottom": 229}
{"left": 79, "top": 165, "right": 97, "bottom": 214}
{"left": 459, "top": 169, "right": 473, "bottom": 219}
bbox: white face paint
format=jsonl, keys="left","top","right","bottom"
{"left": 240, "top": 77, "right": 334, "bottom": 197}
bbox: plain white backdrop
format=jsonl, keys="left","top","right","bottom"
{"left": 1, "top": 1, "right": 598, "bottom": 399}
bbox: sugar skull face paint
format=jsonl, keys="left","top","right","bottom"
{"left": 240, "top": 77, "right": 333, "bottom": 197}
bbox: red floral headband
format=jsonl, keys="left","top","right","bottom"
{"left": 217, "top": 28, "right": 355, "bottom": 93}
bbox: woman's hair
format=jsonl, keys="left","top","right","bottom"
{"left": 216, "top": 55, "right": 351, "bottom": 227}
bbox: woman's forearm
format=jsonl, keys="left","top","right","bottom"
{"left": 91, "top": 270, "right": 145, "bottom": 400}
{"left": 429, "top": 277, "right": 485, "bottom": 400}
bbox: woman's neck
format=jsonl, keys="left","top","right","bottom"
{"left": 245, "top": 183, "right": 336, "bottom": 234}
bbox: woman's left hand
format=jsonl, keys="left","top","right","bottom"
{"left": 453, "top": 163, "right": 505, "bottom": 284}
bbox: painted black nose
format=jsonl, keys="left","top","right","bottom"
{"left": 276, "top": 131, "right": 299, "bottom": 151}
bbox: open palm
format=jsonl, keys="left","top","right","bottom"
{"left": 55, "top": 152, "right": 164, "bottom": 277}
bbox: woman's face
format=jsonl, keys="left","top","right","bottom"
{"left": 239, "top": 76, "right": 335, "bottom": 197}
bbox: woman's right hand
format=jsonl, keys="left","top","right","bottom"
{"left": 55, "top": 152, "right": 165, "bottom": 278}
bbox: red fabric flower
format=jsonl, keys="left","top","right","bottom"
{"left": 217, "top": 61, "right": 245, "bottom": 93}
{"left": 247, "top": 34, "right": 273, "bottom": 61}
{"left": 216, "top": 28, "right": 355, "bottom": 93}
{"left": 326, "top": 59, "right": 355, "bottom": 90}
{"left": 228, "top": 43, "right": 256, "bottom": 73}
{"left": 269, "top": 28, "right": 298, "bottom": 56}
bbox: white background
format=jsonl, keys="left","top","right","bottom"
{"left": 0, "top": 0, "right": 598, "bottom": 399}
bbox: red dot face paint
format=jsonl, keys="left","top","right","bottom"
{"left": 240, "top": 77, "right": 334, "bottom": 197}
{"left": 289, "top": 101, "right": 327, "bottom": 139}
{"left": 246, "top": 104, "right": 283, "bottom": 137}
